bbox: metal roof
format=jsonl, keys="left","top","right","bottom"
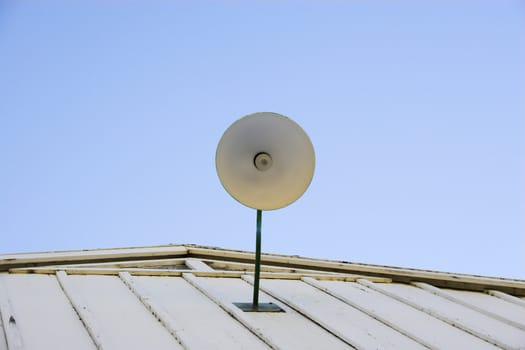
{"left": 0, "top": 244, "right": 524, "bottom": 349}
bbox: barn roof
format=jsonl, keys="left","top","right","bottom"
{"left": 1, "top": 244, "right": 524, "bottom": 349}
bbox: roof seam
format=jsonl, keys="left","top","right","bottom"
{"left": 0, "top": 278, "right": 23, "bottom": 350}
{"left": 181, "top": 273, "right": 281, "bottom": 350}
{"left": 488, "top": 290, "right": 525, "bottom": 309}
{"left": 240, "top": 275, "right": 360, "bottom": 349}
{"left": 55, "top": 271, "right": 105, "bottom": 349}
{"left": 302, "top": 277, "right": 434, "bottom": 349}
{"left": 412, "top": 282, "right": 525, "bottom": 331}
{"left": 184, "top": 258, "right": 214, "bottom": 272}
{"left": 118, "top": 272, "right": 189, "bottom": 349}
{"left": 357, "top": 279, "right": 515, "bottom": 349}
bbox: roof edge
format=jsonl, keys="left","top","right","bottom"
{"left": 1, "top": 243, "right": 524, "bottom": 296}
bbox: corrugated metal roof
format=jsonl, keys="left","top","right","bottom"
{"left": 0, "top": 244, "right": 524, "bottom": 349}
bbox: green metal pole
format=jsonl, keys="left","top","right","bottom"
{"left": 252, "top": 209, "right": 262, "bottom": 309}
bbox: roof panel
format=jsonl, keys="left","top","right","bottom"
{"left": 489, "top": 290, "right": 525, "bottom": 308}
{"left": 66, "top": 274, "right": 182, "bottom": 350}
{"left": 0, "top": 274, "right": 95, "bottom": 350}
{"left": 1, "top": 244, "right": 524, "bottom": 350}
{"left": 443, "top": 288, "right": 525, "bottom": 330}
{"left": 0, "top": 313, "right": 6, "bottom": 350}
{"left": 132, "top": 275, "right": 269, "bottom": 349}
{"left": 186, "top": 275, "right": 351, "bottom": 349}
{"left": 376, "top": 282, "right": 525, "bottom": 349}
{"left": 313, "top": 279, "right": 499, "bottom": 349}
{"left": 259, "top": 278, "right": 426, "bottom": 350}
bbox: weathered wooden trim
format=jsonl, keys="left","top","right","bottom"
{"left": 55, "top": 271, "right": 105, "bottom": 349}
{"left": 52, "top": 258, "right": 188, "bottom": 269}
{"left": 204, "top": 259, "right": 341, "bottom": 275}
{"left": 10, "top": 268, "right": 122, "bottom": 275}
{"left": 302, "top": 277, "right": 433, "bottom": 349}
{"left": 118, "top": 272, "right": 188, "bottom": 349}
{"left": 10, "top": 267, "right": 185, "bottom": 276}
{"left": 2, "top": 244, "right": 524, "bottom": 295}
{"left": 182, "top": 273, "right": 281, "bottom": 350}
{"left": 8, "top": 266, "right": 387, "bottom": 282}
{"left": 0, "top": 278, "right": 24, "bottom": 350}
{"left": 314, "top": 275, "right": 391, "bottom": 283}
{"left": 413, "top": 282, "right": 525, "bottom": 331}
{"left": 0, "top": 246, "right": 188, "bottom": 272}
{"left": 191, "top": 271, "right": 244, "bottom": 278}
{"left": 187, "top": 247, "right": 525, "bottom": 296}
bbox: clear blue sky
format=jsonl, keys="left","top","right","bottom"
{"left": 1, "top": 1, "right": 524, "bottom": 279}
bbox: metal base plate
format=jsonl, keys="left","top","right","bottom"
{"left": 233, "top": 302, "right": 284, "bottom": 312}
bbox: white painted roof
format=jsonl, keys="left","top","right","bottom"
{"left": 0, "top": 244, "right": 524, "bottom": 349}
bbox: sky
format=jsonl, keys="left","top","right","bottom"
{"left": 1, "top": 1, "right": 524, "bottom": 279}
